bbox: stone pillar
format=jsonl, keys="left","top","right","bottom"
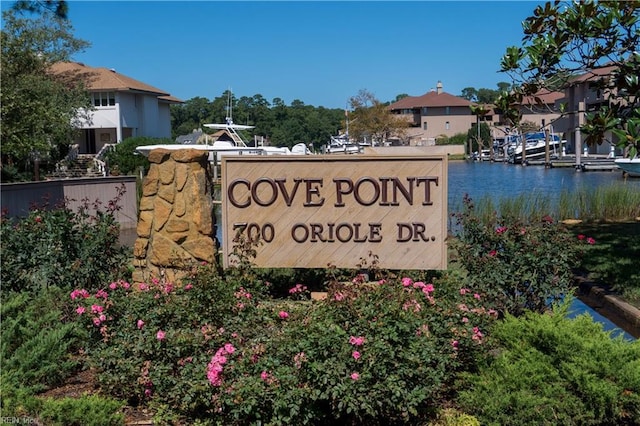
{"left": 132, "top": 149, "right": 216, "bottom": 284}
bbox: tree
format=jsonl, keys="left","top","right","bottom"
{"left": 500, "top": 0, "right": 640, "bottom": 157}
{"left": 469, "top": 104, "right": 493, "bottom": 157}
{"left": 0, "top": 7, "right": 91, "bottom": 181}
{"left": 347, "top": 89, "right": 408, "bottom": 144}
{"left": 394, "top": 93, "right": 409, "bottom": 102}
{"left": 12, "top": 0, "right": 68, "bottom": 19}
{"left": 460, "top": 87, "right": 478, "bottom": 101}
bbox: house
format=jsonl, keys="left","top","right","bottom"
{"left": 388, "top": 82, "right": 477, "bottom": 146}
{"left": 49, "top": 62, "right": 182, "bottom": 155}
{"left": 553, "top": 65, "right": 621, "bottom": 157}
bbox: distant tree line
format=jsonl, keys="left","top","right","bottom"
{"left": 170, "top": 91, "right": 349, "bottom": 151}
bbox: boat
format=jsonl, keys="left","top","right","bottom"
{"left": 508, "top": 131, "right": 564, "bottom": 164}
{"left": 615, "top": 157, "right": 640, "bottom": 177}
{"left": 324, "top": 134, "right": 362, "bottom": 154}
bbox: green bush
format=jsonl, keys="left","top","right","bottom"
{"left": 73, "top": 267, "right": 496, "bottom": 424}
{"left": 0, "top": 185, "right": 132, "bottom": 293}
{"left": 105, "top": 136, "right": 174, "bottom": 175}
{"left": 0, "top": 287, "right": 88, "bottom": 394}
{"left": 0, "top": 385, "right": 125, "bottom": 426}
{"left": 457, "top": 303, "right": 640, "bottom": 425}
{"left": 451, "top": 195, "right": 590, "bottom": 317}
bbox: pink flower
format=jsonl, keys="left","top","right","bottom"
{"left": 488, "top": 250, "right": 497, "bottom": 257}
{"left": 424, "top": 283, "right": 435, "bottom": 293}
{"left": 109, "top": 282, "right": 118, "bottom": 290}
{"left": 350, "top": 372, "right": 360, "bottom": 381}
{"left": 349, "top": 336, "right": 365, "bottom": 346}
{"left": 496, "top": 226, "right": 507, "bottom": 234}
{"left": 352, "top": 350, "right": 361, "bottom": 360}
{"left": 473, "top": 293, "right": 481, "bottom": 300}
{"left": 378, "top": 279, "right": 386, "bottom": 285}
{"left": 76, "top": 306, "right": 85, "bottom": 315}
{"left": 451, "top": 340, "right": 459, "bottom": 349}
{"left": 91, "top": 304, "right": 104, "bottom": 314}
{"left": 459, "top": 288, "right": 470, "bottom": 295}
{"left": 401, "top": 277, "right": 413, "bottom": 287}
{"left": 137, "top": 320, "right": 145, "bottom": 329}
{"left": 223, "top": 343, "right": 236, "bottom": 354}
{"left": 577, "top": 234, "right": 586, "bottom": 240}
{"left": 121, "top": 281, "right": 130, "bottom": 290}
{"left": 70, "top": 289, "right": 89, "bottom": 300}
{"left": 184, "top": 283, "right": 193, "bottom": 290}
{"left": 156, "top": 330, "right": 166, "bottom": 340}
{"left": 278, "top": 311, "right": 289, "bottom": 319}
{"left": 144, "top": 388, "right": 152, "bottom": 397}
{"left": 333, "top": 292, "right": 345, "bottom": 301}
{"left": 294, "top": 352, "right": 306, "bottom": 369}
{"left": 92, "top": 317, "right": 102, "bottom": 326}
{"left": 35, "top": 215, "right": 42, "bottom": 223}
{"left": 587, "top": 237, "right": 595, "bottom": 245}
{"left": 139, "top": 283, "right": 149, "bottom": 291}
{"left": 260, "top": 371, "right": 270, "bottom": 381}
{"left": 99, "top": 314, "right": 106, "bottom": 322}
{"left": 461, "top": 317, "right": 469, "bottom": 323}
{"left": 95, "top": 289, "right": 108, "bottom": 300}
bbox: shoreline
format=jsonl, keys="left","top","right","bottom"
{"left": 576, "top": 278, "right": 640, "bottom": 339}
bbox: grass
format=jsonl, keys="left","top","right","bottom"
{"left": 567, "top": 221, "right": 640, "bottom": 306}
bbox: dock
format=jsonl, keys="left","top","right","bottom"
{"left": 523, "top": 155, "right": 621, "bottom": 172}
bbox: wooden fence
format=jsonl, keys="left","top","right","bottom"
{"left": 1, "top": 176, "right": 138, "bottom": 229}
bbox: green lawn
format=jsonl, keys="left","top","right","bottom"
{"left": 568, "top": 221, "right": 640, "bottom": 306}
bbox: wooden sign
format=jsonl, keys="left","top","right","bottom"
{"left": 221, "top": 155, "right": 447, "bottom": 270}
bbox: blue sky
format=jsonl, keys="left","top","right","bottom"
{"left": 6, "top": 1, "right": 545, "bottom": 108}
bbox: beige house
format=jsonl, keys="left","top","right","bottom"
{"left": 553, "top": 65, "right": 621, "bottom": 157}
{"left": 50, "top": 62, "right": 182, "bottom": 154}
{"left": 388, "top": 82, "right": 477, "bottom": 146}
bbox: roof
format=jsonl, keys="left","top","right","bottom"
{"left": 521, "top": 90, "right": 565, "bottom": 105}
{"left": 49, "top": 62, "right": 183, "bottom": 101}
{"left": 388, "top": 90, "right": 473, "bottom": 110}
{"left": 569, "top": 64, "right": 618, "bottom": 85}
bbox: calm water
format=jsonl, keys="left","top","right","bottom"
{"left": 447, "top": 160, "right": 640, "bottom": 214}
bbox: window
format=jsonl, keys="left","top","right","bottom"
{"left": 92, "top": 92, "right": 115, "bottom": 107}
{"left": 421, "top": 107, "right": 428, "bottom": 115}
{"left": 445, "top": 121, "right": 450, "bottom": 130}
{"left": 423, "top": 122, "right": 428, "bottom": 130}
{"left": 445, "top": 106, "right": 450, "bottom": 115}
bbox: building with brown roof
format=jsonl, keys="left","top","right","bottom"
{"left": 49, "top": 62, "right": 182, "bottom": 154}
{"left": 388, "top": 81, "right": 476, "bottom": 145}
{"left": 388, "top": 81, "right": 566, "bottom": 149}
{"left": 553, "top": 65, "right": 621, "bottom": 158}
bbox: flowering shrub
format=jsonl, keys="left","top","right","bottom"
{"left": 451, "top": 195, "right": 591, "bottom": 316}
{"left": 73, "top": 266, "right": 495, "bottom": 424}
{"left": 0, "top": 185, "right": 131, "bottom": 293}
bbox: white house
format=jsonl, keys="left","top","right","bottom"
{"left": 50, "top": 62, "right": 182, "bottom": 154}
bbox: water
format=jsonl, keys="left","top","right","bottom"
{"left": 447, "top": 160, "right": 640, "bottom": 213}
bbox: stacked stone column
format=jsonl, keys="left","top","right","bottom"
{"left": 132, "top": 149, "right": 216, "bottom": 284}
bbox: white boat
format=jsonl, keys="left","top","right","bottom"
{"left": 508, "top": 131, "right": 564, "bottom": 164}
{"left": 324, "top": 135, "right": 361, "bottom": 154}
{"left": 615, "top": 157, "right": 640, "bottom": 177}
